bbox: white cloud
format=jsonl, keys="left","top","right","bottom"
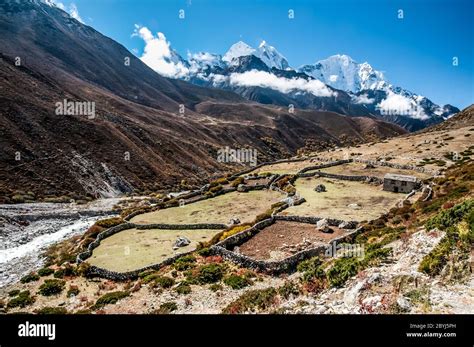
{"left": 69, "top": 4, "right": 83, "bottom": 23}
{"left": 377, "top": 91, "right": 428, "bottom": 120}
{"left": 47, "top": 1, "right": 84, "bottom": 23}
{"left": 132, "top": 25, "right": 189, "bottom": 78}
{"left": 227, "top": 70, "right": 335, "bottom": 97}
{"left": 353, "top": 93, "right": 375, "bottom": 104}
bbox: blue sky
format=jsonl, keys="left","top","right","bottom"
{"left": 58, "top": 0, "right": 472, "bottom": 108}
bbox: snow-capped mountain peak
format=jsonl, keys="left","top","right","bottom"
{"left": 222, "top": 40, "right": 290, "bottom": 70}
{"left": 222, "top": 41, "right": 256, "bottom": 64}
{"left": 256, "top": 40, "right": 290, "bottom": 70}
{"left": 298, "top": 55, "right": 388, "bottom": 93}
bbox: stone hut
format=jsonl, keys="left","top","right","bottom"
{"left": 383, "top": 173, "right": 418, "bottom": 193}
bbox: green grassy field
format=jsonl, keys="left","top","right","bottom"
{"left": 130, "top": 190, "right": 284, "bottom": 225}
{"left": 88, "top": 228, "right": 221, "bottom": 272}
{"left": 282, "top": 177, "right": 402, "bottom": 221}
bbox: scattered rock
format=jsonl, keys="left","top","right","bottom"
{"left": 338, "top": 221, "right": 357, "bottom": 229}
{"left": 396, "top": 296, "right": 412, "bottom": 312}
{"left": 314, "top": 184, "right": 326, "bottom": 192}
{"left": 347, "top": 203, "right": 361, "bottom": 210}
{"left": 173, "top": 236, "right": 191, "bottom": 248}
{"left": 229, "top": 218, "right": 240, "bottom": 225}
{"left": 316, "top": 219, "right": 329, "bottom": 228}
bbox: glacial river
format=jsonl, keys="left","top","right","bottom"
{"left": 0, "top": 199, "right": 122, "bottom": 289}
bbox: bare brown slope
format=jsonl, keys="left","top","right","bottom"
{"left": 419, "top": 104, "right": 474, "bottom": 133}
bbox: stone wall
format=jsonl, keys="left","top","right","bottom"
{"left": 353, "top": 158, "right": 439, "bottom": 176}
{"left": 297, "top": 159, "right": 352, "bottom": 174}
{"left": 210, "top": 216, "right": 361, "bottom": 274}
{"left": 76, "top": 220, "right": 227, "bottom": 280}
{"left": 307, "top": 171, "right": 383, "bottom": 184}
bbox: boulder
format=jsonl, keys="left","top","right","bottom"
{"left": 316, "top": 218, "right": 329, "bottom": 228}
{"left": 396, "top": 296, "right": 412, "bottom": 312}
{"left": 174, "top": 236, "right": 191, "bottom": 248}
{"left": 314, "top": 184, "right": 326, "bottom": 192}
{"left": 347, "top": 203, "right": 361, "bottom": 210}
{"left": 338, "top": 221, "right": 358, "bottom": 229}
{"left": 229, "top": 218, "right": 240, "bottom": 225}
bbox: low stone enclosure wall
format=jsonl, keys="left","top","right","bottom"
{"left": 228, "top": 155, "right": 318, "bottom": 180}
{"left": 297, "top": 171, "right": 383, "bottom": 185}
{"left": 76, "top": 221, "right": 227, "bottom": 281}
{"left": 210, "top": 215, "right": 362, "bottom": 275}
{"left": 124, "top": 175, "right": 281, "bottom": 221}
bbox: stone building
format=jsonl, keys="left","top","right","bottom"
{"left": 383, "top": 173, "right": 418, "bottom": 193}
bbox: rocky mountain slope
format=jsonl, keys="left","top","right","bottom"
{"left": 0, "top": 0, "right": 405, "bottom": 203}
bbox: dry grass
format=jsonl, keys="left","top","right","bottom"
{"left": 130, "top": 190, "right": 284, "bottom": 225}
{"left": 312, "top": 162, "right": 430, "bottom": 179}
{"left": 282, "top": 177, "right": 403, "bottom": 221}
{"left": 311, "top": 126, "right": 473, "bottom": 171}
{"left": 88, "top": 228, "right": 221, "bottom": 272}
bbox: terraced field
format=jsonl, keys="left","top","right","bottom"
{"left": 130, "top": 190, "right": 284, "bottom": 225}
{"left": 308, "top": 162, "right": 430, "bottom": 179}
{"left": 88, "top": 228, "right": 221, "bottom": 272}
{"left": 282, "top": 177, "right": 404, "bottom": 221}
{"left": 241, "top": 159, "right": 319, "bottom": 176}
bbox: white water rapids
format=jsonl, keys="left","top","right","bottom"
{"left": 0, "top": 199, "right": 122, "bottom": 289}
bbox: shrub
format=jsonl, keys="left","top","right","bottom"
{"left": 212, "top": 177, "right": 229, "bottom": 185}
{"left": 38, "top": 268, "right": 54, "bottom": 277}
{"left": 219, "top": 225, "right": 251, "bottom": 241}
{"left": 38, "top": 279, "right": 65, "bottom": 296}
{"left": 197, "top": 247, "right": 212, "bottom": 257}
{"left": 154, "top": 302, "right": 178, "bottom": 314}
{"left": 8, "top": 289, "right": 20, "bottom": 297}
{"left": 326, "top": 257, "right": 359, "bottom": 288}
{"left": 223, "top": 288, "right": 277, "bottom": 314}
{"left": 175, "top": 283, "right": 192, "bottom": 295}
{"left": 223, "top": 274, "right": 252, "bottom": 289}
{"left": 53, "top": 264, "right": 76, "bottom": 279}
{"left": 36, "top": 306, "right": 68, "bottom": 315}
{"left": 93, "top": 291, "right": 129, "bottom": 309}
{"left": 278, "top": 281, "right": 300, "bottom": 299}
{"left": 208, "top": 184, "right": 223, "bottom": 194}
{"left": 297, "top": 257, "right": 325, "bottom": 283}
{"left": 173, "top": 255, "right": 197, "bottom": 271}
{"left": 209, "top": 284, "right": 223, "bottom": 292}
{"left": 67, "top": 286, "right": 80, "bottom": 298}
{"left": 187, "top": 263, "right": 225, "bottom": 284}
{"left": 230, "top": 177, "right": 245, "bottom": 187}
{"left": 425, "top": 200, "right": 473, "bottom": 231}
{"left": 254, "top": 209, "right": 273, "bottom": 223}
{"left": 76, "top": 262, "right": 92, "bottom": 277}
{"left": 153, "top": 276, "right": 175, "bottom": 289}
{"left": 7, "top": 291, "right": 35, "bottom": 308}
{"left": 20, "top": 273, "right": 40, "bottom": 284}
{"left": 94, "top": 217, "right": 124, "bottom": 228}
